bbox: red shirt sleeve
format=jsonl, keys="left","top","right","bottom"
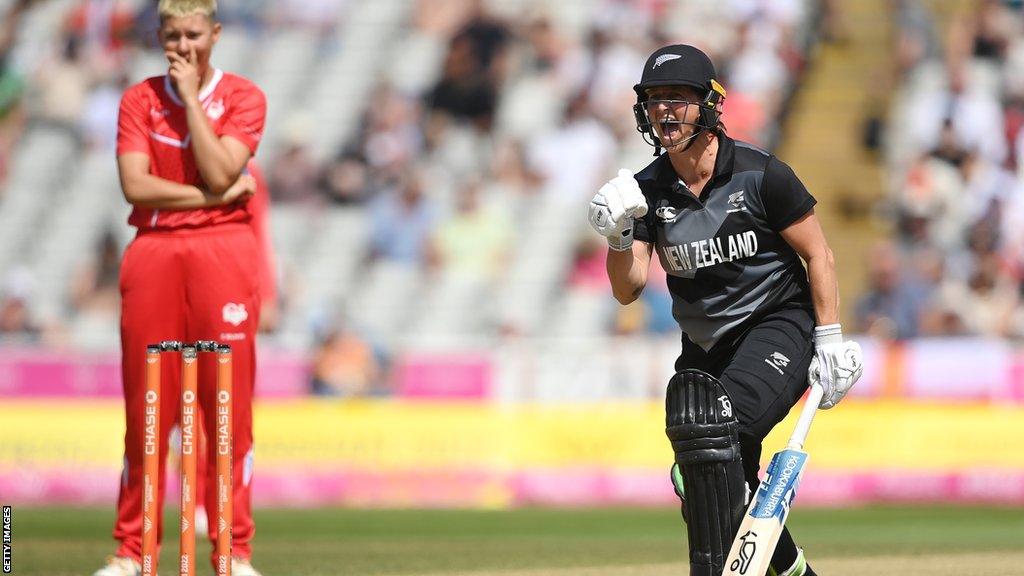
{"left": 220, "top": 83, "right": 266, "bottom": 154}
{"left": 116, "top": 86, "right": 150, "bottom": 156}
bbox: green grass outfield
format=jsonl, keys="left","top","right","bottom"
{"left": 8, "top": 505, "right": 1024, "bottom": 575}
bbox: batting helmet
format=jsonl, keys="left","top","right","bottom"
{"left": 633, "top": 44, "right": 727, "bottom": 154}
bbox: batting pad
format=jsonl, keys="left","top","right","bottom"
{"left": 665, "top": 369, "right": 748, "bottom": 576}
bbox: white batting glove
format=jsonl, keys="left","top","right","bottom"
{"left": 588, "top": 169, "right": 648, "bottom": 251}
{"left": 808, "top": 324, "right": 864, "bottom": 409}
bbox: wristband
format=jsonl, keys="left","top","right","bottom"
{"left": 814, "top": 323, "right": 843, "bottom": 345}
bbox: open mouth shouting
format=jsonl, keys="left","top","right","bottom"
{"left": 659, "top": 117, "right": 684, "bottom": 142}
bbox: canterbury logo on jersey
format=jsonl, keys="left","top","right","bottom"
{"left": 660, "top": 230, "right": 759, "bottom": 272}
{"left": 656, "top": 206, "right": 680, "bottom": 221}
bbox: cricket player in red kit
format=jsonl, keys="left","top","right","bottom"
{"left": 191, "top": 157, "right": 277, "bottom": 543}
{"left": 95, "top": 1, "right": 266, "bottom": 575}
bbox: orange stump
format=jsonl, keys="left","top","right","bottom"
{"left": 142, "top": 341, "right": 232, "bottom": 575}
{"left": 141, "top": 345, "right": 161, "bottom": 576}
{"left": 215, "top": 345, "right": 233, "bottom": 576}
{"left": 179, "top": 345, "right": 199, "bottom": 576}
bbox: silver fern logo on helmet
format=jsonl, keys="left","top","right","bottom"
{"left": 653, "top": 54, "right": 682, "bottom": 69}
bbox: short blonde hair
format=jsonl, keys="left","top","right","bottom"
{"left": 158, "top": 0, "right": 217, "bottom": 21}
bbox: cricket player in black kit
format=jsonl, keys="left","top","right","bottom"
{"left": 589, "top": 45, "right": 864, "bottom": 576}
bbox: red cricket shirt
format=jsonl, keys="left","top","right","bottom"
{"left": 116, "top": 69, "right": 267, "bottom": 230}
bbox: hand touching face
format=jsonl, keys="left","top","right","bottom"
{"left": 159, "top": 14, "right": 221, "bottom": 100}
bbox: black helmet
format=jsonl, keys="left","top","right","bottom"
{"left": 632, "top": 44, "right": 726, "bottom": 153}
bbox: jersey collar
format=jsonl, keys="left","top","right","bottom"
{"left": 164, "top": 68, "right": 224, "bottom": 106}
{"left": 636, "top": 133, "right": 737, "bottom": 194}
{"left": 710, "top": 133, "right": 735, "bottom": 187}
{"left": 635, "top": 153, "right": 678, "bottom": 190}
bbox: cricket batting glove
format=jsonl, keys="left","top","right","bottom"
{"left": 809, "top": 324, "right": 864, "bottom": 409}
{"left": 589, "top": 169, "right": 648, "bottom": 251}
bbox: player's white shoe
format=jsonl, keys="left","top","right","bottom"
{"left": 91, "top": 556, "right": 141, "bottom": 576}
{"left": 231, "top": 557, "right": 264, "bottom": 576}
{"left": 195, "top": 505, "right": 209, "bottom": 535}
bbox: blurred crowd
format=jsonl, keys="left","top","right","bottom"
{"left": 865, "top": 0, "right": 1024, "bottom": 341}
{"left": 0, "top": 0, "right": 822, "bottom": 395}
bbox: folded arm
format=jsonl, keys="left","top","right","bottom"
{"left": 118, "top": 152, "right": 254, "bottom": 210}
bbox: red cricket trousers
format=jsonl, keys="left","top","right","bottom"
{"left": 114, "top": 223, "right": 259, "bottom": 565}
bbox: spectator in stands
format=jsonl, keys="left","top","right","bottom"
{"left": 310, "top": 320, "right": 385, "bottom": 397}
{"left": 429, "top": 179, "right": 510, "bottom": 281}
{"left": 958, "top": 150, "right": 1016, "bottom": 230}
{"left": 927, "top": 251, "right": 1018, "bottom": 338}
{"left": 608, "top": 254, "right": 677, "bottom": 336}
{"left": 855, "top": 241, "right": 926, "bottom": 339}
{"left": 917, "top": 206, "right": 1007, "bottom": 337}
{"left": 0, "top": 294, "right": 39, "bottom": 343}
{"left": 319, "top": 150, "right": 371, "bottom": 205}
{"left": 892, "top": 0, "right": 941, "bottom": 77}
{"left": 213, "top": 0, "right": 268, "bottom": 34}
{"left": 70, "top": 228, "right": 121, "bottom": 317}
{"left": 267, "top": 0, "right": 346, "bottom": 34}
{"left": 368, "top": 167, "right": 437, "bottom": 266}
{"left": 568, "top": 235, "right": 610, "bottom": 293}
{"left": 895, "top": 151, "right": 964, "bottom": 250}
{"left": 998, "top": 178, "right": 1024, "bottom": 281}
{"left": 361, "top": 83, "right": 424, "bottom": 184}
{"left": 267, "top": 139, "right": 319, "bottom": 204}
{"left": 81, "top": 71, "right": 129, "bottom": 151}
{"left": 720, "top": 89, "right": 768, "bottom": 146}
{"left": 64, "top": 0, "right": 136, "bottom": 80}
{"left": 0, "top": 267, "right": 39, "bottom": 344}
{"left": 527, "top": 91, "right": 616, "bottom": 203}
{"left": 426, "top": 0, "right": 510, "bottom": 130}
{"left": 906, "top": 60, "right": 1006, "bottom": 165}
{"left": 913, "top": 245, "right": 967, "bottom": 337}
{"left": 485, "top": 137, "right": 539, "bottom": 202}
{"left": 0, "top": 1, "right": 32, "bottom": 187}
{"left": 639, "top": 257, "right": 676, "bottom": 334}
{"left": 949, "top": 0, "right": 1015, "bottom": 63}
{"left": 584, "top": 23, "right": 646, "bottom": 137}
{"left": 35, "top": 35, "right": 91, "bottom": 139}
{"left": 725, "top": 21, "right": 789, "bottom": 126}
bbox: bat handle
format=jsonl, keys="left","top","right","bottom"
{"left": 786, "top": 384, "right": 824, "bottom": 451}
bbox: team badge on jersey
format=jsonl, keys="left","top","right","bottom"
{"left": 727, "top": 191, "right": 747, "bottom": 214}
{"left": 222, "top": 303, "right": 249, "bottom": 326}
{"left": 206, "top": 99, "right": 226, "bottom": 121}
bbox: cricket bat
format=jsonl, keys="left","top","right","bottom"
{"left": 723, "top": 384, "right": 825, "bottom": 576}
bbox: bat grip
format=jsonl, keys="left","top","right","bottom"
{"left": 786, "top": 384, "right": 824, "bottom": 451}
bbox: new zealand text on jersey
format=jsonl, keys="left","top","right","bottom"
{"left": 661, "top": 230, "right": 759, "bottom": 272}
